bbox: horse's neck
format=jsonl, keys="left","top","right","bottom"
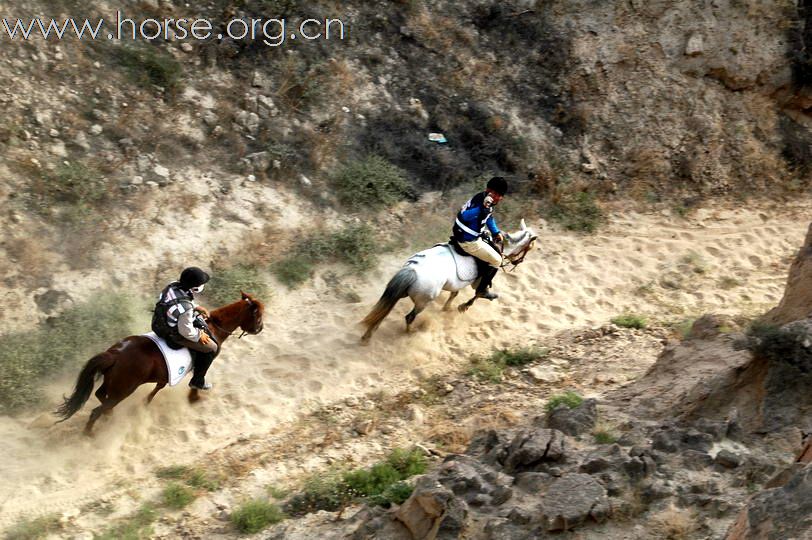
{"left": 209, "top": 303, "right": 244, "bottom": 342}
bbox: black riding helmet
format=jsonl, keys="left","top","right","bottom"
{"left": 179, "top": 267, "right": 210, "bottom": 290}
{"left": 487, "top": 176, "right": 508, "bottom": 196}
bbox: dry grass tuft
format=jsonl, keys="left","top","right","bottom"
{"left": 649, "top": 504, "right": 698, "bottom": 539}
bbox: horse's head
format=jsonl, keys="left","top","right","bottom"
{"left": 503, "top": 219, "right": 538, "bottom": 264}
{"left": 238, "top": 291, "right": 265, "bottom": 335}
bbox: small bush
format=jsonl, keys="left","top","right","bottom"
{"left": 267, "top": 485, "right": 289, "bottom": 499}
{"left": 162, "top": 483, "right": 196, "bottom": 509}
{"left": 206, "top": 264, "right": 270, "bottom": 307}
{"left": 273, "top": 224, "right": 382, "bottom": 288}
{"left": 113, "top": 44, "right": 183, "bottom": 93}
{"left": 545, "top": 391, "right": 583, "bottom": 412}
{"left": 95, "top": 504, "right": 156, "bottom": 540}
{"left": 468, "top": 346, "right": 548, "bottom": 383}
{"left": 284, "top": 448, "right": 427, "bottom": 517}
{"left": 230, "top": 499, "right": 285, "bottom": 534}
{"left": 156, "top": 465, "right": 219, "bottom": 491}
{"left": 611, "top": 314, "right": 647, "bottom": 329}
{"left": 594, "top": 429, "right": 618, "bottom": 444}
{"left": 333, "top": 155, "right": 411, "bottom": 210}
{"left": 367, "top": 481, "right": 414, "bottom": 507}
{"left": 4, "top": 515, "right": 60, "bottom": 540}
{"left": 37, "top": 162, "right": 108, "bottom": 207}
{"left": 272, "top": 255, "right": 314, "bottom": 288}
{"left": 546, "top": 192, "right": 604, "bottom": 233}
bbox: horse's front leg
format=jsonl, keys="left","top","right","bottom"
{"left": 442, "top": 291, "right": 459, "bottom": 311}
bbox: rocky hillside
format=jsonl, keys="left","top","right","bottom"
{"left": 1, "top": 0, "right": 811, "bottom": 332}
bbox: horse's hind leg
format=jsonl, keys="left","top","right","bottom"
{"left": 84, "top": 405, "right": 105, "bottom": 436}
{"left": 458, "top": 295, "right": 478, "bottom": 313}
{"left": 146, "top": 383, "right": 166, "bottom": 405}
{"left": 84, "top": 381, "right": 140, "bottom": 436}
{"left": 405, "top": 296, "right": 430, "bottom": 333}
{"left": 442, "top": 291, "right": 459, "bottom": 311}
{"left": 94, "top": 382, "right": 107, "bottom": 403}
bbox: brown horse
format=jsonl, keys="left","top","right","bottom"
{"left": 55, "top": 292, "right": 264, "bottom": 435}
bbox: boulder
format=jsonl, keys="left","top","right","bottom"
{"left": 545, "top": 399, "right": 598, "bottom": 436}
{"left": 725, "top": 463, "right": 812, "bottom": 539}
{"left": 395, "top": 475, "right": 468, "bottom": 540}
{"left": 539, "top": 473, "right": 610, "bottom": 531}
{"left": 764, "top": 223, "right": 812, "bottom": 326}
{"left": 435, "top": 455, "right": 513, "bottom": 507}
{"left": 501, "top": 429, "right": 568, "bottom": 473}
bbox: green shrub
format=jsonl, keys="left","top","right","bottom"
{"left": 0, "top": 293, "right": 145, "bottom": 414}
{"left": 267, "top": 486, "right": 289, "bottom": 499}
{"left": 113, "top": 44, "right": 183, "bottom": 93}
{"left": 468, "top": 346, "right": 549, "bottom": 383}
{"left": 4, "top": 514, "right": 60, "bottom": 540}
{"left": 594, "top": 429, "right": 618, "bottom": 444}
{"left": 39, "top": 162, "right": 107, "bottom": 207}
{"left": 206, "top": 264, "right": 270, "bottom": 307}
{"left": 95, "top": 504, "right": 156, "bottom": 540}
{"left": 156, "top": 465, "right": 220, "bottom": 491}
{"left": 334, "top": 155, "right": 411, "bottom": 210}
{"left": 284, "top": 448, "right": 426, "bottom": 517}
{"left": 546, "top": 192, "right": 604, "bottom": 233}
{"left": 283, "top": 468, "right": 353, "bottom": 516}
{"left": 231, "top": 499, "right": 285, "bottom": 534}
{"left": 273, "top": 224, "right": 382, "bottom": 288}
{"left": 545, "top": 391, "right": 583, "bottom": 412}
{"left": 367, "top": 481, "right": 414, "bottom": 507}
{"left": 611, "top": 314, "right": 647, "bottom": 329}
{"left": 162, "top": 483, "right": 196, "bottom": 509}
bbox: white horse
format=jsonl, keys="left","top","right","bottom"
{"left": 361, "top": 219, "right": 537, "bottom": 342}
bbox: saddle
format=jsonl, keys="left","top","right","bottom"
{"left": 445, "top": 237, "right": 493, "bottom": 282}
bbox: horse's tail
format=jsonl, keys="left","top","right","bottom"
{"left": 54, "top": 353, "right": 114, "bottom": 422}
{"left": 362, "top": 267, "right": 417, "bottom": 333}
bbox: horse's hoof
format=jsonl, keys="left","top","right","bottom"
{"left": 458, "top": 304, "right": 469, "bottom": 313}
{"left": 188, "top": 389, "right": 201, "bottom": 403}
{"left": 83, "top": 429, "right": 94, "bottom": 438}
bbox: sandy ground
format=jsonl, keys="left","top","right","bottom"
{"left": 0, "top": 197, "right": 809, "bottom": 531}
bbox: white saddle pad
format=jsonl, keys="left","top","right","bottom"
{"left": 444, "top": 244, "right": 479, "bottom": 282}
{"left": 143, "top": 332, "right": 193, "bottom": 387}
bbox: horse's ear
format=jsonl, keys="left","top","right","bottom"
{"left": 241, "top": 291, "right": 252, "bottom": 303}
{"left": 521, "top": 219, "right": 527, "bottom": 231}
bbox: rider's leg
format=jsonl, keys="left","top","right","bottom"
{"left": 172, "top": 335, "right": 218, "bottom": 390}
{"left": 459, "top": 239, "right": 502, "bottom": 300}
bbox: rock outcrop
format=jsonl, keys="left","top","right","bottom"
{"left": 764, "top": 223, "right": 812, "bottom": 326}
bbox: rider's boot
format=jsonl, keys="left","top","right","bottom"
{"left": 475, "top": 266, "right": 499, "bottom": 301}
{"left": 189, "top": 351, "right": 215, "bottom": 390}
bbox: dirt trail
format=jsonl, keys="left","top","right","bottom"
{"left": 0, "top": 199, "right": 808, "bottom": 529}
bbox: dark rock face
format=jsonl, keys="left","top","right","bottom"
{"left": 394, "top": 474, "right": 469, "bottom": 540}
{"left": 545, "top": 398, "right": 598, "bottom": 437}
{"left": 539, "top": 473, "right": 610, "bottom": 531}
{"left": 651, "top": 426, "right": 714, "bottom": 453}
{"left": 470, "top": 428, "right": 568, "bottom": 474}
{"left": 726, "top": 463, "right": 812, "bottom": 539}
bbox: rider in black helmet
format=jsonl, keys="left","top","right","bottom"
{"left": 452, "top": 177, "right": 508, "bottom": 300}
{"left": 151, "top": 267, "right": 219, "bottom": 390}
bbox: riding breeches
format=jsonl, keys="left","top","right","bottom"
{"left": 459, "top": 238, "right": 502, "bottom": 268}
{"left": 169, "top": 334, "right": 219, "bottom": 354}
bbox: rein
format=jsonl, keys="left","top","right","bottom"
{"left": 501, "top": 238, "right": 535, "bottom": 273}
{"left": 206, "top": 318, "right": 247, "bottom": 340}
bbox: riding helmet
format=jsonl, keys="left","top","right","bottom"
{"left": 179, "top": 267, "right": 210, "bottom": 290}
{"left": 487, "top": 176, "right": 508, "bottom": 196}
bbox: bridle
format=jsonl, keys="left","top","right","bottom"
{"left": 500, "top": 235, "right": 536, "bottom": 273}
